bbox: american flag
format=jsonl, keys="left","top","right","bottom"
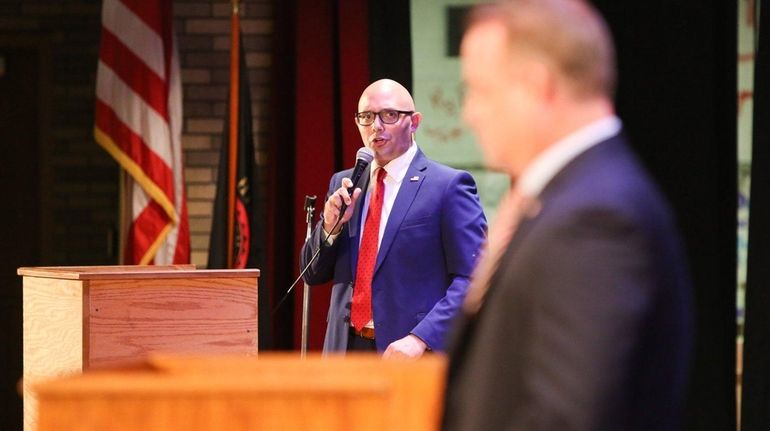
{"left": 94, "top": 0, "right": 189, "bottom": 264}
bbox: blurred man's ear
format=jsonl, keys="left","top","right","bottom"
{"left": 410, "top": 111, "right": 423, "bottom": 132}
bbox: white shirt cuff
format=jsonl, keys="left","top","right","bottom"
{"left": 322, "top": 227, "right": 339, "bottom": 245}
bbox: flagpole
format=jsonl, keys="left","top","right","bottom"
{"left": 118, "top": 170, "right": 129, "bottom": 264}
{"left": 227, "top": 0, "right": 241, "bottom": 268}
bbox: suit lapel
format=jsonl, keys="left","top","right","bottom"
{"left": 475, "top": 201, "right": 541, "bottom": 312}
{"left": 348, "top": 165, "right": 371, "bottom": 276}
{"left": 373, "top": 151, "right": 428, "bottom": 275}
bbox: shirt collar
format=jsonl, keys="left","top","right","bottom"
{"left": 518, "top": 116, "right": 622, "bottom": 197}
{"left": 371, "top": 141, "right": 418, "bottom": 183}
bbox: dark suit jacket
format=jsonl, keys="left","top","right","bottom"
{"left": 442, "top": 135, "right": 693, "bottom": 431}
{"left": 301, "top": 148, "right": 487, "bottom": 352}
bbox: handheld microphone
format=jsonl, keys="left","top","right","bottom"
{"left": 347, "top": 147, "right": 374, "bottom": 193}
{"left": 340, "top": 147, "right": 374, "bottom": 214}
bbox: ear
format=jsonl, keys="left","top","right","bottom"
{"left": 528, "top": 60, "right": 561, "bottom": 105}
{"left": 410, "top": 111, "right": 423, "bottom": 132}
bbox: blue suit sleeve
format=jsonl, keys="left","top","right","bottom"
{"left": 411, "top": 170, "right": 487, "bottom": 350}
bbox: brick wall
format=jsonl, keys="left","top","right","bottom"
{"left": 0, "top": 2, "right": 109, "bottom": 264}
{"left": 0, "top": 0, "right": 272, "bottom": 267}
{"left": 176, "top": 1, "right": 272, "bottom": 267}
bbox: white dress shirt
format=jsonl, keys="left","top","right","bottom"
{"left": 358, "top": 142, "right": 418, "bottom": 247}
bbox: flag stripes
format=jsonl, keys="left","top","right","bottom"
{"left": 119, "top": 0, "right": 169, "bottom": 39}
{"left": 98, "top": 30, "right": 169, "bottom": 119}
{"left": 101, "top": 0, "right": 166, "bottom": 80}
{"left": 95, "top": 0, "right": 189, "bottom": 265}
{"left": 95, "top": 62, "right": 173, "bottom": 167}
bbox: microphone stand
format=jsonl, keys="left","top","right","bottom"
{"left": 271, "top": 153, "right": 369, "bottom": 347}
{"left": 300, "top": 195, "right": 316, "bottom": 357}
{"left": 271, "top": 215, "right": 341, "bottom": 316}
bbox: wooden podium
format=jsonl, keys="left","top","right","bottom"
{"left": 18, "top": 265, "right": 260, "bottom": 431}
{"left": 33, "top": 354, "right": 447, "bottom": 431}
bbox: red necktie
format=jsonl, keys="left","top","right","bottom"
{"left": 351, "top": 168, "right": 387, "bottom": 331}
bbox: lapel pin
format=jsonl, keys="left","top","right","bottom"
{"left": 410, "top": 176, "right": 420, "bottom": 182}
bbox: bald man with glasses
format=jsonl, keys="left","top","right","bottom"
{"left": 301, "top": 79, "right": 487, "bottom": 357}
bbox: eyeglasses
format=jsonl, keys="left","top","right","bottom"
{"left": 354, "top": 109, "right": 414, "bottom": 126}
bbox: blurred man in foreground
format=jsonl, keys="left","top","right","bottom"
{"left": 442, "top": 1, "right": 693, "bottom": 429}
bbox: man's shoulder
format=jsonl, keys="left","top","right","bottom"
{"left": 418, "top": 153, "right": 470, "bottom": 180}
{"left": 540, "top": 137, "right": 676, "bottom": 231}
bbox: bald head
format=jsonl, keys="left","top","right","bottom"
{"left": 358, "top": 79, "right": 416, "bottom": 112}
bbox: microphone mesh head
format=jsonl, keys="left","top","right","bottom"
{"left": 356, "top": 147, "right": 374, "bottom": 164}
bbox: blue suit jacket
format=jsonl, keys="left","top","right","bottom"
{"left": 301, "top": 149, "right": 487, "bottom": 352}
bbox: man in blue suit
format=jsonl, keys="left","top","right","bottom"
{"left": 301, "top": 79, "right": 487, "bottom": 357}
{"left": 442, "top": 1, "right": 693, "bottom": 430}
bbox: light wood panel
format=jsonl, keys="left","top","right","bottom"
{"left": 18, "top": 265, "right": 260, "bottom": 431}
{"left": 34, "top": 354, "right": 447, "bottom": 431}
{"left": 22, "top": 276, "right": 83, "bottom": 431}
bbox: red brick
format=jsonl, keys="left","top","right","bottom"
{"left": 241, "top": 19, "right": 272, "bottom": 35}
{"left": 187, "top": 118, "right": 224, "bottom": 133}
{"left": 189, "top": 216, "right": 214, "bottom": 234}
{"left": 185, "top": 167, "right": 214, "bottom": 183}
{"left": 182, "top": 134, "right": 212, "bottom": 150}
{"left": 178, "top": 34, "right": 214, "bottom": 50}
{"left": 185, "top": 149, "right": 221, "bottom": 167}
{"left": 186, "top": 18, "right": 230, "bottom": 34}
{"left": 183, "top": 101, "right": 214, "bottom": 117}
{"left": 187, "top": 184, "right": 217, "bottom": 199}
{"left": 245, "top": 52, "right": 271, "bottom": 68}
{"left": 175, "top": 3, "right": 211, "bottom": 17}
{"left": 184, "top": 51, "right": 230, "bottom": 67}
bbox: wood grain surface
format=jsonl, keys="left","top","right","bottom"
{"left": 34, "top": 354, "right": 447, "bottom": 431}
{"left": 86, "top": 276, "right": 258, "bottom": 368}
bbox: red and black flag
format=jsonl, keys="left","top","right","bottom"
{"left": 207, "top": 16, "right": 262, "bottom": 271}
{"left": 207, "top": 5, "right": 267, "bottom": 347}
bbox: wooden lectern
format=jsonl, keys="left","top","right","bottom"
{"left": 34, "top": 353, "right": 447, "bottom": 431}
{"left": 18, "top": 265, "right": 259, "bottom": 431}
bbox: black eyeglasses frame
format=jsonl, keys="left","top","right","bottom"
{"left": 354, "top": 109, "right": 415, "bottom": 126}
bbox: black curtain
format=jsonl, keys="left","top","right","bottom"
{"left": 742, "top": 1, "right": 770, "bottom": 429}
{"left": 368, "top": 0, "right": 412, "bottom": 91}
{"left": 267, "top": 0, "right": 297, "bottom": 350}
{"left": 593, "top": 2, "right": 737, "bottom": 429}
